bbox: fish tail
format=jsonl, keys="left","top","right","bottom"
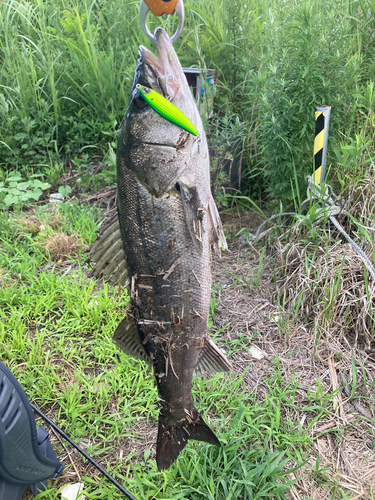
{"left": 156, "top": 408, "right": 220, "bottom": 470}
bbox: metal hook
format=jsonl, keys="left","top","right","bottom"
{"left": 190, "top": 135, "right": 207, "bottom": 159}
{"left": 139, "top": 0, "right": 185, "bottom": 44}
{"left": 197, "top": 135, "right": 207, "bottom": 159}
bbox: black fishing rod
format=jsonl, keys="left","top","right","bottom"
{"left": 30, "top": 403, "right": 137, "bottom": 500}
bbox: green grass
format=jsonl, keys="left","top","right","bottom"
{"left": 0, "top": 203, "right": 325, "bottom": 499}
{"left": 1, "top": 0, "right": 374, "bottom": 495}
{"left": 1, "top": 0, "right": 374, "bottom": 203}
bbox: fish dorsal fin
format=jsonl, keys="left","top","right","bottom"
{"left": 193, "top": 337, "right": 232, "bottom": 378}
{"left": 89, "top": 214, "right": 129, "bottom": 286}
{"left": 207, "top": 196, "right": 228, "bottom": 255}
{"left": 179, "top": 182, "right": 203, "bottom": 252}
{"left": 113, "top": 316, "right": 151, "bottom": 365}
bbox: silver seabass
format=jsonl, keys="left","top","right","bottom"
{"left": 90, "top": 27, "right": 230, "bottom": 471}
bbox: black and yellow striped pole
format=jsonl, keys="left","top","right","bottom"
{"left": 312, "top": 105, "right": 331, "bottom": 185}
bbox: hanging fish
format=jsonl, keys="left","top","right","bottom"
{"left": 89, "top": 28, "right": 229, "bottom": 471}
{"left": 135, "top": 84, "right": 199, "bottom": 136}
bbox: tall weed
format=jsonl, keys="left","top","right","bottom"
{"left": 0, "top": 0, "right": 137, "bottom": 172}
{"left": 0, "top": 0, "right": 372, "bottom": 204}
{"left": 254, "top": 0, "right": 361, "bottom": 202}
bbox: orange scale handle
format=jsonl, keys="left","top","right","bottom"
{"left": 144, "top": 0, "right": 179, "bottom": 16}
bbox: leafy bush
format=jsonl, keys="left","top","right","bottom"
{"left": 188, "top": 0, "right": 369, "bottom": 203}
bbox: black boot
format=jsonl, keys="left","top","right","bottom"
{"left": 0, "top": 361, "right": 64, "bottom": 499}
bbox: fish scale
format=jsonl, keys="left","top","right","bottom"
{"left": 117, "top": 155, "right": 210, "bottom": 328}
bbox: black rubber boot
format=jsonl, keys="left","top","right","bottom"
{"left": 0, "top": 361, "right": 64, "bottom": 499}
{"left": 0, "top": 479, "right": 27, "bottom": 500}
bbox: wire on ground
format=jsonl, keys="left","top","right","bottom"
{"left": 248, "top": 176, "right": 375, "bottom": 281}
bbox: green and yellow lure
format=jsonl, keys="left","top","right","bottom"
{"left": 136, "top": 84, "right": 199, "bottom": 137}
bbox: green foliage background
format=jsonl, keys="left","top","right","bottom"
{"left": 0, "top": 0, "right": 374, "bottom": 202}
{"left": 1, "top": 2, "right": 375, "bottom": 495}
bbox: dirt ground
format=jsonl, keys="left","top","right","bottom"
{"left": 19, "top": 206, "right": 375, "bottom": 499}
{"left": 212, "top": 212, "right": 375, "bottom": 500}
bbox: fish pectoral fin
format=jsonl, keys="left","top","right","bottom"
{"left": 179, "top": 182, "right": 203, "bottom": 252}
{"left": 88, "top": 213, "right": 130, "bottom": 287}
{"left": 113, "top": 316, "right": 151, "bottom": 365}
{"left": 193, "top": 337, "right": 232, "bottom": 378}
{"left": 207, "top": 196, "right": 228, "bottom": 255}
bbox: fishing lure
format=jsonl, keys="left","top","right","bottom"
{"left": 135, "top": 84, "right": 199, "bottom": 136}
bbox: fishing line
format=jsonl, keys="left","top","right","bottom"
{"left": 30, "top": 403, "right": 137, "bottom": 500}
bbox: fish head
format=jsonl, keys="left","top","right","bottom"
{"left": 122, "top": 28, "right": 205, "bottom": 164}
{"left": 135, "top": 28, "right": 187, "bottom": 101}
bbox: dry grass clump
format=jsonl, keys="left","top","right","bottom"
{"left": 0, "top": 268, "right": 7, "bottom": 286}
{"left": 45, "top": 208, "right": 64, "bottom": 230}
{"left": 14, "top": 208, "right": 63, "bottom": 236}
{"left": 346, "top": 174, "right": 375, "bottom": 233}
{"left": 42, "top": 232, "right": 85, "bottom": 261}
{"left": 272, "top": 236, "right": 375, "bottom": 345}
{"left": 269, "top": 174, "right": 375, "bottom": 346}
{"left": 10, "top": 208, "right": 84, "bottom": 262}
{"left": 14, "top": 215, "right": 43, "bottom": 236}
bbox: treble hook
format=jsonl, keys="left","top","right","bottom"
{"left": 197, "top": 135, "right": 207, "bottom": 159}
{"left": 139, "top": 0, "right": 185, "bottom": 44}
{"left": 190, "top": 135, "right": 207, "bottom": 159}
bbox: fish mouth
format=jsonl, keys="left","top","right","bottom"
{"left": 141, "top": 141, "right": 176, "bottom": 149}
{"left": 137, "top": 28, "right": 182, "bottom": 100}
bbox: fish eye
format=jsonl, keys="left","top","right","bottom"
{"left": 133, "top": 90, "right": 148, "bottom": 110}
